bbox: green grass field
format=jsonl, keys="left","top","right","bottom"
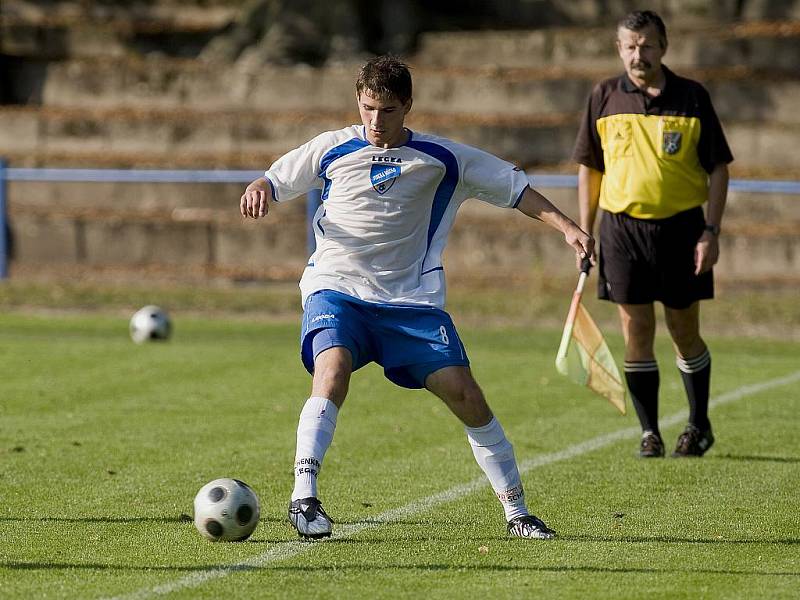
{"left": 1, "top": 312, "right": 798, "bottom": 599}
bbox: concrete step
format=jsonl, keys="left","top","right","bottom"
{"left": 0, "top": 110, "right": 577, "bottom": 170}
{"left": 0, "top": 0, "right": 239, "bottom": 58}
{"left": 7, "top": 192, "right": 799, "bottom": 283}
{"left": 20, "top": 58, "right": 799, "bottom": 127}
{"left": 2, "top": 0, "right": 241, "bottom": 24}
{"left": 0, "top": 105, "right": 352, "bottom": 161}
{"left": 5, "top": 180, "right": 254, "bottom": 213}
{"left": 8, "top": 204, "right": 309, "bottom": 277}
{"left": 7, "top": 173, "right": 800, "bottom": 223}
{"left": 8, "top": 177, "right": 800, "bottom": 215}
{"left": 488, "top": 1, "right": 800, "bottom": 26}
{"left": 414, "top": 21, "right": 800, "bottom": 73}
{"left": 4, "top": 1, "right": 799, "bottom": 63}
{"left": 3, "top": 2, "right": 799, "bottom": 68}
{"left": 0, "top": 147, "right": 274, "bottom": 169}
{"left": 5, "top": 0, "right": 798, "bottom": 30}
{"left": 57, "top": 0, "right": 795, "bottom": 25}
{"left": 1, "top": 105, "right": 798, "bottom": 172}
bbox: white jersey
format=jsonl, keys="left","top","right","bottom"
{"left": 265, "top": 125, "right": 529, "bottom": 309}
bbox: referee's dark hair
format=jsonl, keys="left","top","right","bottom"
{"left": 356, "top": 55, "right": 413, "bottom": 104}
{"left": 618, "top": 10, "right": 668, "bottom": 49}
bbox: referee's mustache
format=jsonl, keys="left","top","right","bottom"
{"left": 631, "top": 59, "right": 651, "bottom": 69}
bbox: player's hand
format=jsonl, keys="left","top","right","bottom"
{"left": 567, "top": 227, "right": 596, "bottom": 269}
{"left": 694, "top": 231, "right": 719, "bottom": 275}
{"left": 240, "top": 179, "right": 271, "bottom": 219}
{"left": 575, "top": 246, "right": 596, "bottom": 270}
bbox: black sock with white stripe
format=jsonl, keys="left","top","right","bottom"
{"left": 677, "top": 349, "right": 712, "bottom": 431}
{"left": 624, "top": 360, "right": 660, "bottom": 436}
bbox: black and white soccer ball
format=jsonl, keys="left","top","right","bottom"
{"left": 129, "top": 305, "right": 171, "bottom": 343}
{"left": 193, "top": 478, "right": 261, "bottom": 542}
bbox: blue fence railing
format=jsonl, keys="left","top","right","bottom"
{"left": 1, "top": 166, "right": 799, "bottom": 280}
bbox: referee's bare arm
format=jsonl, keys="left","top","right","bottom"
{"left": 695, "top": 163, "right": 729, "bottom": 275}
{"left": 577, "top": 164, "right": 603, "bottom": 234}
{"left": 516, "top": 185, "right": 596, "bottom": 265}
{"left": 240, "top": 177, "right": 272, "bottom": 219}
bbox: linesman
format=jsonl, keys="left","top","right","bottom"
{"left": 572, "top": 10, "right": 733, "bottom": 458}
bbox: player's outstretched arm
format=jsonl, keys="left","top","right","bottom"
{"left": 516, "top": 186, "right": 596, "bottom": 265}
{"left": 240, "top": 177, "right": 272, "bottom": 219}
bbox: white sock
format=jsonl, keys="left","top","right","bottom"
{"left": 466, "top": 417, "right": 529, "bottom": 521}
{"left": 291, "top": 396, "right": 338, "bottom": 501}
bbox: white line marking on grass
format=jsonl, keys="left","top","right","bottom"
{"left": 521, "top": 369, "right": 800, "bottom": 470}
{"left": 106, "top": 370, "right": 800, "bottom": 600}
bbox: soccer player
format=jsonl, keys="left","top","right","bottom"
{"left": 572, "top": 11, "right": 733, "bottom": 458}
{"left": 241, "top": 55, "right": 594, "bottom": 540}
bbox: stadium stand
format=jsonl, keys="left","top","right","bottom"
{"left": 1, "top": 0, "right": 798, "bottom": 282}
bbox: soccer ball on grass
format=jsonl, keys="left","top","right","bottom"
{"left": 193, "top": 478, "right": 261, "bottom": 542}
{"left": 129, "top": 305, "right": 171, "bottom": 343}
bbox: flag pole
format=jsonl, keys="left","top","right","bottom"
{"left": 556, "top": 258, "right": 592, "bottom": 364}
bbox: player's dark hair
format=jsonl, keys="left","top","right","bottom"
{"left": 356, "top": 55, "right": 412, "bottom": 104}
{"left": 618, "top": 10, "right": 668, "bottom": 48}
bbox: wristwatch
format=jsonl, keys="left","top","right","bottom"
{"left": 704, "top": 223, "right": 721, "bottom": 236}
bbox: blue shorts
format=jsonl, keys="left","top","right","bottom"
{"left": 300, "top": 290, "right": 470, "bottom": 389}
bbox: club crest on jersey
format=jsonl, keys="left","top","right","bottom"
{"left": 663, "top": 131, "right": 682, "bottom": 155}
{"left": 370, "top": 164, "right": 401, "bottom": 195}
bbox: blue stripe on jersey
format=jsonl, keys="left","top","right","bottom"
{"left": 263, "top": 175, "right": 277, "bottom": 201}
{"left": 404, "top": 140, "right": 459, "bottom": 248}
{"left": 318, "top": 137, "right": 369, "bottom": 201}
{"left": 421, "top": 266, "right": 444, "bottom": 275}
{"left": 512, "top": 185, "right": 528, "bottom": 208}
{"left": 315, "top": 208, "right": 326, "bottom": 235}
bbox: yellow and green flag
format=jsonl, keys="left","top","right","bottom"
{"left": 555, "top": 263, "right": 626, "bottom": 415}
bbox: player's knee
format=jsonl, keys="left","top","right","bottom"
{"left": 461, "top": 380, "right": 485, "bottom": 407}
{"left": 312, "top": 349, "right": 352, "bottom": 405}
{"left": 427, "top": 367, "right": 492, "bottom": 425}
{"left": 455, "top": 380, "right": 492, "bottom": 425}
{"left": 314, "top": 365, "right": 348, "bottom": 388}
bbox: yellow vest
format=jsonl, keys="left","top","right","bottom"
{"left": 596, "top": 113, "right": 708, "bottom": 219}
{"left": 572, "top": 68, "right": 733, "bottom": 220}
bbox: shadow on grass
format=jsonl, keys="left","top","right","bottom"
{"left": 711, "top": 454, "right": 800, "bottom": 464}
{"left": 1, "top": 560, "right": 798, "bottom": 578}
{"left": 0, "top": 561, "right": 261, "bottom": 572}
{"left": 563, "top": 534, "right": 800, "bottom": 545}
{"left": 3, "top": 517, "right": 796, "bottom": 548}
{"left": 0, "top": 515, "right": 285, "bottom": 524}
{"left": 329, "top": 518, "right": 432, "bottom": 526}
{"left": 250, "top": 533, "right": 800, "bottom": 546}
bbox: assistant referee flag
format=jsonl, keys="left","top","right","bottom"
{"left": 555, "top": 260, "right": 626, "bottom": 414}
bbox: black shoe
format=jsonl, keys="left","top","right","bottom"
{"left": 639, "top": 431, "right": 665, "bottom": 458}
{"left": 288, "top": 497, "right": 333, "bottom": 539}
{"left": 672, "top": 424, "right": 714, "bottom": 457}
{"left": 507, "top": 515, "right": 556, "bottom": 539}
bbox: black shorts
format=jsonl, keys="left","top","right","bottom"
{"left": 598, "top": 206, "right": 714, "bottom": 309}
